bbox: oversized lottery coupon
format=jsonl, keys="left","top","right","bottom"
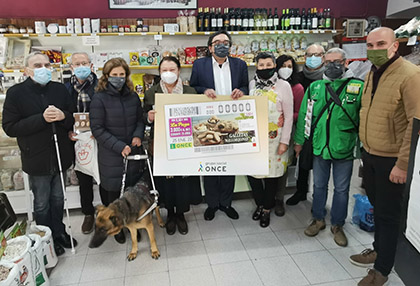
{"left": 164, "top": 99, "right": 260, "bottom": 160}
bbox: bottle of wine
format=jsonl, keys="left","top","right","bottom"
{"left": 209, "top": 7, "right": 216, "bottom": 31}
{"left": 285, "top": 8, "right": 290, "bottom": 31}
{"left": 325, "top": 8, "right": 332, "bottom": 29}
{"left": 255, "top": 8, "right": 262, "bottom": 31}
{"left": 242, "top": 9, "right": 249, "bottom": 31}
{"left": 261, "top": 8, "right": 268, "bottom": 30}
{"left": 318, "top": 8, "right": 325, "bottom": 29}
{"left": 267, "top": 8, "right": 274, "bottom": 30}
{"left": 273, "top": 8, "right": 279, "bottom": 31}
{"left": 295, "top": 8, "right": 301, "bottom": 30}
{"left": 281, "top": 9, "right": 286, "bottom": 30}
{"left": 229, "top": 8, "right": 236, "bottom": 31}
{"left": 197, "top": 7, "right": 203, "bottom": 32}
{"left": 204, "top": 7, "right": 210, "bottom": 31}
{"left": 217, "top": 7, "right": 223, "bottom": 30}
{"left": 223, "top": 8, "right": 230, "bottom": 31}
{"left": 235, "top": 8, "right": 242, "bottom": 31}
{"left": 312, "top": 8, "right": 318, "bottom": 30}
{"left": 301, "top": 8, "right": 307, "bottom": 30}
{"left": 289, "top": 8, "right": 295, "bottom": 30}
{"left": 248, "top": 9, "right": 255, "bottom": 31}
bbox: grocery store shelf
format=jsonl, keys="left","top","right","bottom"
{"left": 397, "top": 36, "right": 420, "bottom": 43}
{"left": 0, "top": 29, "right": 343, "bottom": 38}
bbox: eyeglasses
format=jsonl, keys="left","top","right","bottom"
{"left": 31, "top": 63, "right": 52, "bottom": 69}
{"left": 305, "top": 52, "right": 324, "bottom": 57}
{"left": 71, "top": 62, "right": 91, "bottom": 67}
{"left": 325, "top": 59, "right": 345, "bottom": 65}
{"left": 212, "top": 40, "right": 231, "bottom": 46}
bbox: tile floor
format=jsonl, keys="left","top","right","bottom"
{"left": 49, "top": 162, "right": 406, "bottom": 286}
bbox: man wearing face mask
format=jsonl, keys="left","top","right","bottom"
{"left": 294, "top": 48, "right": 363, "bottom": 247}
{"left": 65, "top": 52, "right": 98, "bottom": 235}
{"left": 287, "top": 44, "right": 326, "bottom": 206}
{"left": 190, "top": 30, "right": 249, "bottom": 221}
{"left": 349, "top": 27, "right": 420, "bottom": 286}
{"left": 2, "top": 52, "right": 77, "bottom": 256}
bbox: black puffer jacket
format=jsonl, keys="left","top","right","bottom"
{"left": 90, "top": 84, "right": 144, "bottom": 192}
{"left": 2, "top": 78, "right": 74, "bottom": 176}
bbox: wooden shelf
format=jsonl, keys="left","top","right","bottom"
{"left": 0, "top": 29, "right": 343, "bottom": 38}
{"left": 397, "top": 36, "right": 420, "bottom": 43}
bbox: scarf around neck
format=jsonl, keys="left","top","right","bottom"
{"left": 71, "top": 73, "right": 94, "bottom": 112}
{"left": 160, "top": 77, "right": 184, "bottom": 95}
{"left": 303, "top": 64, "right": 326, "bottom": 81}
{"left": 254, "top": 73, "right": 278, "bottom": 90}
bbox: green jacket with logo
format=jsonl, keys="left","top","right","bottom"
{"left": 294, "top": 77, "right": 364, "bottom": 160}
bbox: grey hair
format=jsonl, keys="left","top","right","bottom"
{"left": 255, "top": 51, "right": 276, "bottom": 64}
{"left": 25, "top": 52, "right": 49, "bottom": 67}
{"left": 306, "top": 44, "right": 326, "bottom": 53}
{"left": 325, "top": 47, "right": 347, "bottom": 60}
{"left": 69, "top": 52, "right": 92, "bottom": 64}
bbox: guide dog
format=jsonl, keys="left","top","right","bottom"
{"left": 89, "top": 179, "right": 164, "bottom": 261}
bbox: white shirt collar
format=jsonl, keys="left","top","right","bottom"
{"left": 212, "top": 56, "right": 229, "bottom": 68}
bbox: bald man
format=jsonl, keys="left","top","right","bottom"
{"left": 350, "top": 27, "right": 420, "bottom": 286}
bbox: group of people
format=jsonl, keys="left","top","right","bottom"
{"left": 2, "top": 27, "right": 420, "bottom": 286}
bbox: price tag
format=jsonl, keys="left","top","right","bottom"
{"left": 269, "top": 31, "right": 275, "bottom": 34}
{"left": 50, "top": 34, "right": 57, "bottom": 37}
{"left": 303, "top": 30, "right": 310, "bottom": 34}
{"left": 407, "top": 35, "right": 417, "bottom": 46}
{"left": 320, "top": 30, "right": 325, "bottom": 34}
{"left": 82, "top": 35, "right": 100, "bottom": 46}
{"left": 332, "top": 30, "right": 337, "bottom": 33}
{"left": 22, "top": 34, "right": 29, "bottom": 37}
{"left": 91, "top": 33, "right": 97, "bottom": 37}
{"left": 0, "top": 34, "right": 3, "bottom": 37}
{"left": 38, "top": 33, "right": 45, "bottom": 37}
{"left": 169, "top": 32, "right": 175, "bottom": 35}
{"left": 247, "top": 31, "right": 253, "bottom": 34}
{"left": 118, "top": 32, "right": 124, "bottom": 36}
{"left": 141, "top": 32, "right": 146, "bottom": 36}
{"left": 154, "top": 34, "right": 163, "bottom": 40}
{"left": 204, "top": 31, "right": 210, "bottom": 35}
{"left": 286, "top": 30, "right": 292, "bottom": 34}
{"left": 13, "top": 70, "right": 20, "bottom": 73}
{"left": 186, "top": 32, "right": 192, "bottom": 35}
{"left": 259, "top": 31, "right": 265, "bottom": 34}
{"left": 233, "top": 31, "right": 239, "bottom": 35}
{"left": 313, "top": 30, "right": 319, "bottom": 33}
{"left": 71, "top": 33, "right": 77, "bottom": 37}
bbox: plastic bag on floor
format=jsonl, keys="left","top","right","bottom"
{"left": 28, "top": 225, "right": 57, "bottom": 269}
{"left": 28, "top": 234, "right": 50, "bottom": 286}
{"left": 0, "top": 261, "right": 20, "bottom": 286}
{"left": 352, "top": 194, "right": 375, "bottom": 232}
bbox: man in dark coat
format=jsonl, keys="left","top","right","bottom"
{"left": 190, "top": 30, "right": 249, "bottom": 221}
{"left": 2, "top": 52, "right": 78, "bottom": 256}
{"left": 66, "top": 52, "right": 98, "bottom": 235}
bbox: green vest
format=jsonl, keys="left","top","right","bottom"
{"left": 294, "top": 77, "right": 364, "bottom": 160}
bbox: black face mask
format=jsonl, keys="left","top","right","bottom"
{"left": 324, "top": 62, "right": 345, "bottom": 80}
{"left": 214, "top": 44, "right": 230, "bottom": 58}
{"left": 256, "top": 68, "right": 276, "bottom": 80}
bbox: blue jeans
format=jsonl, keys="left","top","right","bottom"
{"left": 312, "top": 156, "right": 353, "bottom": 226}
{"left": 30, "top": 173, "right": 66, "bottom": 238}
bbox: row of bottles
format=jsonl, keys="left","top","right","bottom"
{"left": 197, "top": 7, "right": 334, "bottom": 32}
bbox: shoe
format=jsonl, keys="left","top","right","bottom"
{"left": 166, "top": 215, "right": 177, "bottom": 235}
{"left": 176, "top": 213, "right": 189, "bottom": 235}
{"left": 252, "top": 206, "right": 264, "bottom": 220}
{"left": 358, "top": 269, "right": 388, "bottom": 286}
{"left": 204, "top": 207, "right": 217, "bottom": 221}
{"left": 219, "top": 206, "right": 239, "bottom": 220}
{"left": 331, "top": 225, "right": 348, "bottom": 247}
{"left": 274, "top": 200, "right": 285, "bottom": 217}
{"left": 81, "top": 215, "right": 95, "bottom": 234}
{"left": 114, "top": 230, "right": 126, "bottom": 244}
{"left": 260, "top": 210, "right": 270, "bottom": 228}
{"left": 350, "top": 249, "right": 377, "bottom": 268}
{"left": 304, "top": 219, "right": 326, "bottom": 237}
{"left": 53, "top": 242, "right": 65, "bottom": 256}
{"left": 286, "top": 192, "right": 307, "bottom": 206}
{"left": 55, "top": 232, "right": 78, "bottom": 249}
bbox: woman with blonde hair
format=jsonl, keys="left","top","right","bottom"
{"left": 90, "top": 57, "right": 145, "bottom": 243}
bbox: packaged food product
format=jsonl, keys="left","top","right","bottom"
{"left": 184, "top": 47, "right": 197, "bottom": 64}
{"left": 177, "top": 48, "right": 186, "bottom": 64}
{"left": 13, "top": 169, "right": 23, "bottom": 190}
{"left": 300, "top": 36, "right": 308, "bottom": 50}
{"left": 251, "top": 40, "right": 260, "bottom": 54}
{"left": 196, "top": 46, "right": 208, "bottom": 58}
{"left": 0, "top": 264, "right": 11, "bottom": 282}
{"left": 277, "top": 37, "right": 285, "bottom": 50}
{"left": 149, "top": 45, "right": 162, "bottom": 65}
{"left": 129, "top": 52, "right": 140, "bottom": 66}
{"left": 236, "top": 43, "right": 245, "bottom": 59}
{"left": 291, "top": 36, "right": 300, "bottom": 51}
{"left": 260, "top": 38, "right": 268, "bottom": 51}
{"left": 268, "top": 38, "right": 277, "bottom": 52}
{"left": 284, "top": 36, "right": 292, "bottom": 51}
{"left": 0, "top": 170, "right": 13, "bottom": 191}
{"left": 131, "top": 73, "right": 145, "bottom": 100}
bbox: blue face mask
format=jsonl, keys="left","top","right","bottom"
{"left": 74, "top": 66, "right": 91, "bottom": 80}
{"left": 305, "top": 56, "right": 323, "bottom": 69}
{"left": 33, "top": 67, "right": 52, "bottom": 85}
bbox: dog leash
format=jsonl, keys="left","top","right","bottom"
{"left": 136, "top": 148, "right": 159, "bottom": 222}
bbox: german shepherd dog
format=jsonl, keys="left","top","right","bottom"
{"left": 89, "top": 179, "right": 164, "bottom": 261}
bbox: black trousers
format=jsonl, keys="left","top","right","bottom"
{"left": 99, "top": 185, "right": 120, "bottom": 207}
{"left": 296, "top": 154, "right": 310, "bottom": 195}
{"left": 248, "top": 176, "right": 279, "bottom": 210}
{"left": 362, "top": 151, "right": 404, "bottom": 276}
{"left": 75, "top": 171, "right": 95, "bottom": 216}
{"left": 203, "top": 176, "right": 235, "bottom": 208}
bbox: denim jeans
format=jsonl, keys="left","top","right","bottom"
{"left": 312, "top": 156, "right": 353, "bottom": 226}
{"left": 30, "top": 173, "right": 66, "bottom": 238}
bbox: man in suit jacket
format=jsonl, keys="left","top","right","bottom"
{"left": 190, "top": 30, "right": 249, "bottom": 221}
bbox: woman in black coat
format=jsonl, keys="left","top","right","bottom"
{"left": 90, "top": 58, "right": 144, "bottom": 243}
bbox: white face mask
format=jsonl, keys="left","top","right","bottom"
{"left": 161, "top": 71, "right": 178, "bottom": 84}
{"left": 278, "top": 67, "right": 293, "bottom": 80}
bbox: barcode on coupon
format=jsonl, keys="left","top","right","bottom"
{"left": 169, "top": 107, "right": 200, "bottom": 117}
{"left": 194, "top": 145, "right": 234, "bottom": 153}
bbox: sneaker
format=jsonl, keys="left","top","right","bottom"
{"left": 304, "top": 219, "right": 326, "bottom": 237}
{"left": 358, "top": 269, "right": 389, "bottom": 286}
{"left": 81, "top": 215, "right": 95, "bottom": 234}
{"left": 331, "top": 225, "right": 348, "bottom": 247}
{"left": 350, "top": 249, "right": 377, "bottom": 268}
{"left": 274, "top": 200, "right": 285, "bottom": 217}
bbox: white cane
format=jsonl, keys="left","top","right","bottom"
{"left": 52, "top": 123, "right": 76, "bottom": 254}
